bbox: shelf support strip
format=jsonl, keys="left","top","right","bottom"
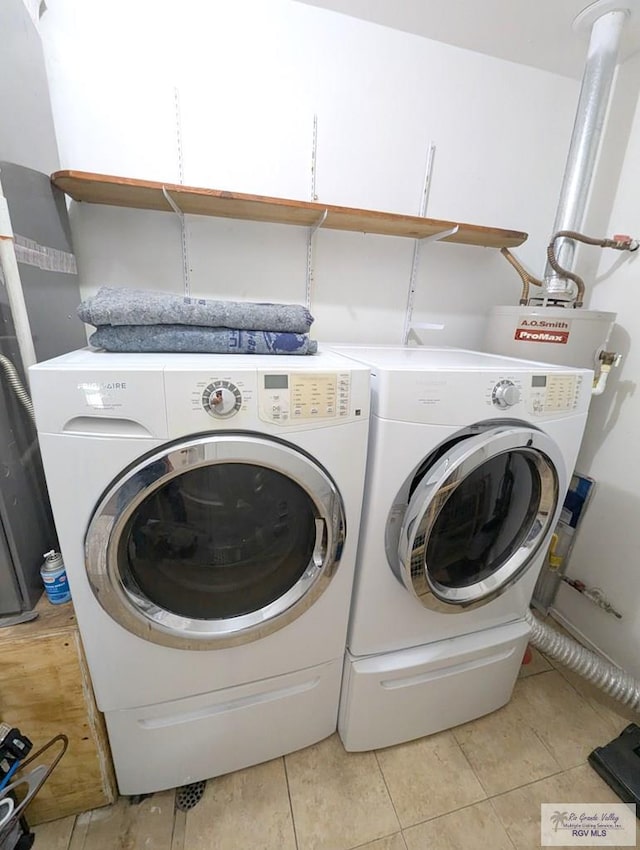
{"left": 305, "top": 114, "right": 325, "bottom": 311}
{"left": 162, "top": 187, "right": 191, "bottom": 298}
{"left": 305, "top": 209, "right": 328, "bottom": 311}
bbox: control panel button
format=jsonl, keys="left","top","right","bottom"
{"left": 492, "top": 379, "right": 521, "bottom": 409}
{"left": 202, "top": 381, "right": 242, "bottom": 418}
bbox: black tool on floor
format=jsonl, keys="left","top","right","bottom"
{"left": 589, "top": 723, "right": 640, "bottom": 817}
{"left": 0, "top": 726, "right": 33, "bottom": 793}
{"left": 0, "top": 734, "right": 68, "bottom": 849}
{"left": 0, "top": 725, "right": 34, "bottom": 850}
{"left": 129, "top": 794, "right": 153, "bottom": 806}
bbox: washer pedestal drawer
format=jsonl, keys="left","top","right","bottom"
{"left": 106, "top": 658, "right": 342, "bottom": 795}
{"left": 338, "top": 620, "right": 530, "bottom": 752}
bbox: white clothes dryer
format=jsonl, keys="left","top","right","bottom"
{"left": 331, "top": 346, "right": 592, "bottom": 751}
{"left": 29, "top": 349, "right": 370, "bottom": 794}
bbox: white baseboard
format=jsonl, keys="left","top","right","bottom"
{"left": 548, "top": 607, "right": 620, "bottom": 668}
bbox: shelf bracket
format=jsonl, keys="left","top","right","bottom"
{"left": 402, "top": 141, "right": 438, "bottom": 345}
{"left": 407, "top": 321, "right": 446, "bottom": 345}
{"left": 402, "top": 225, "right": 459, "bottom": 345}
{"left": 162, "top": 186, "right": 191, "bottom": 297}
{"left": 306, "top": 210, "right": 328, "bottom": 311}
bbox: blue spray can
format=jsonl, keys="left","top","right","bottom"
{"left": 41, "top": 550, "right": 72, "bottom": 604}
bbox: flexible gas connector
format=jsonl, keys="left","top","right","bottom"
{"left": 0, "top": 354, "right": 34, "bottom": 422}
{"left": 500, "top": 248, "right": 544, "bottom": 305}
{"left": 546, "top": 230, "right": 639, "bottom": 308}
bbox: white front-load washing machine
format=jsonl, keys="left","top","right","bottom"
{"left": 29, "top": 349, "right": 370, "bottom": 794}
{"left": 331, "top": 345, "right": 592, "bottom": 751}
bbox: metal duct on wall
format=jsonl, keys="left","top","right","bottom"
{"left": 543, "top": 7, "right": 629, "bottom": 301}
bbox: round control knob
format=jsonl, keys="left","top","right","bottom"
{"left": 202, "top": 381, "right": 242, "bottom": 418}
{"left": 492, "top": 380, "right": 521, "bottom": 409}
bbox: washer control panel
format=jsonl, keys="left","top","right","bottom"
{"left": 171, "top": 366, "right": 362, "bottom": 431}
{"left": 201, "top": 380, "right": 243, "bottom": 418}
{"left": 259, "top": 371, "right": 351, "bottom": 423}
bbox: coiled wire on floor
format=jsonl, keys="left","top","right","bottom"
{"left": 525, "top": 609, "right": 640, "bottom": 712}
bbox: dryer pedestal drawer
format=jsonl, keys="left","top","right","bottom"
{"left": 105, "top": 658, "right": 342, "bottom": 795}
{"left": 339, "top": 621, "right": 529, "bottom": 752}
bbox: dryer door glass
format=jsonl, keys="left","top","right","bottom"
{"left": 85, "top": 434, "right": 345, "bottom": 649}
{"left": 396, "top": 426, "right": 563, "bottom": 612}
{"left": 426, "top": 450, "right": 541, "bottom": 589}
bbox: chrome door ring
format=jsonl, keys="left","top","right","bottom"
{"left": 395, "top": 426, "right": 565, "bottom": 612}
{"left": 85, "top": 433, "right": 345, "bottom": 649}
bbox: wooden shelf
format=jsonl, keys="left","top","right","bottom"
{"left": 51, "top": 170, "right": 528, "bottom": 249}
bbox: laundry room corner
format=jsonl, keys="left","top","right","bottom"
{"left": 3, "top": 0, "right": 640, "bottom": 848}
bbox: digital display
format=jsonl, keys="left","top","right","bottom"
{"left": 532, "top": 375, "right": 547, "bottom": 387}
{"left": 264, "top": 375, "right": 288, "bottom": 390}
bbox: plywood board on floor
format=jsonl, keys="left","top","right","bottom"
{"left": 0, "top": 598, "right": 116, "bottom": 823}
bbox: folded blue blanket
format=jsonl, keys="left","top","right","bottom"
{"left": 78, "top": 288, "right": 314, "bottom": 333}
{"left": 89, "top": 325, "right": 318, "bottom": 355}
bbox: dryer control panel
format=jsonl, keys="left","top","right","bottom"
{"left": 528, "top": 373, "right": 581, "bottom": 414}
{"left": 484, "top": 372, "right": 584, "bottom": 416}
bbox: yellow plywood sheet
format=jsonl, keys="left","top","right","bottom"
{"left": 0, "top": 599, "right": 116, "bottom": 824}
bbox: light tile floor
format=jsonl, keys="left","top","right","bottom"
{"left": 33, "top": 645, "right": 639, "bottom": 850}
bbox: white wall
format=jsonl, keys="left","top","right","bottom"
{"left": 552, "top": 53, "right": 640, "bottom": 678}
{"left": 0, "top": 0, "right": 59, "bottom": 171}
{"left": 39, "top": 0, "right": 580, "bottom": 347}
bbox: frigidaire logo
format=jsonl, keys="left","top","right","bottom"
{"left": 77, "top": 382, "right": 128, "bottom": 391}
{"left": 519, "top": 319, "right": 570, "bottom": 329}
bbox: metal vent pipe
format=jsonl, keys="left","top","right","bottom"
{"left": 544, "top": 8, "right": 629, "bottom": 299}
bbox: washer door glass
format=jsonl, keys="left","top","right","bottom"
{"left": 122, "top": 463, "right": 317, "bottom": 619}
{"left": 86, "top": 434, "right": 345, "bottom": 649}
{"left": 396, "top": 426, "right": 563, "bottom": 612}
